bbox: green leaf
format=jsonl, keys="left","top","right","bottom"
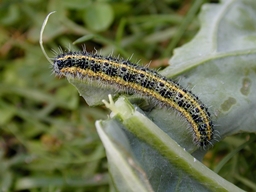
{"left": 160, "top": 0, "right": 256, "bottom": 141}
{"left": 62, "top": 0, "right": 91, "bottom": 9}
{"left": 83, "top": 2, "right": 114, "bottom": 32}
{"left": 96, "top": 119, "right": 154, "bottom": 192}
{"left": 68, "top": 78, "right": 117, "bottom": 106}
{"left": 96, "top": 96, "right": 244, "bottom": 191}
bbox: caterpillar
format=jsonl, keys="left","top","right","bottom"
{"left": 40, "top": 11, "right": 214, "bottom": 148}
{"left": 53, "top": 51, "right": 214, "bottom": 147}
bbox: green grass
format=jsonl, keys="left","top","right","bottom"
{"left": 0, "top": 0, "right": 255, "bottom": 191}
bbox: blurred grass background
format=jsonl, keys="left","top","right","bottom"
{"left": 0, "top": 0, "right": 255, "bottom": 191}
